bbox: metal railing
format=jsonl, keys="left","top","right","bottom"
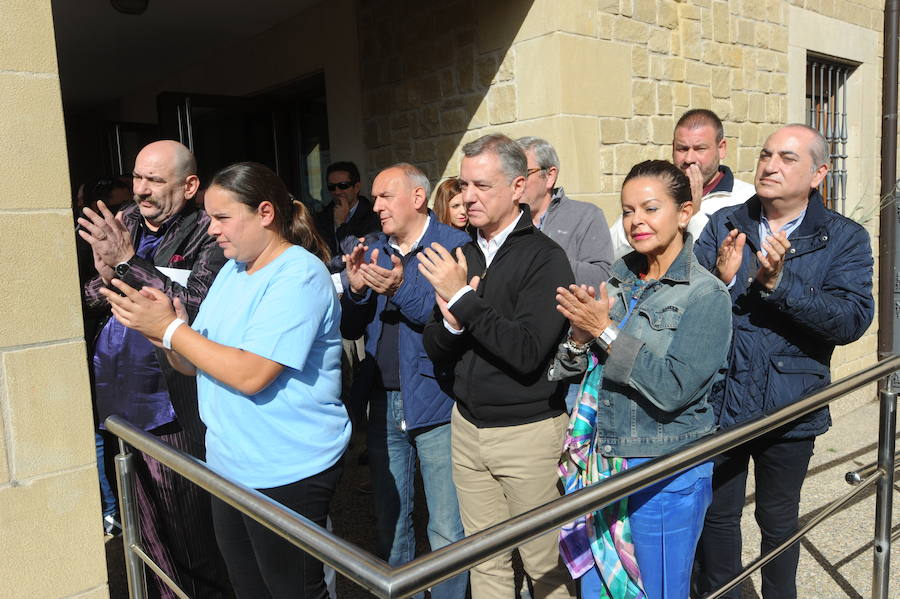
{"left": 106, "top": 354, "right": 900, "bottom": 599}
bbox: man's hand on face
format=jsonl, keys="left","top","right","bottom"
{"left": 360, "top": 249, "right": 404, "bottom": 296}
{"left": 78, "top": 200, "right": 136, "bottom": 270}
{"left": 686, "top": 163, "right": 704, "bottom": 207}
{"left": 333, "top": 196, "right": 350, "bottom": 225}
{"left": 716, "top": 228, "right": 746, "bottom": 285}
{"left": 756, "top": 230, "right": 790, "bottom": 291}
{"left": 417, "top": 242, "right": 481, "bottom": 306}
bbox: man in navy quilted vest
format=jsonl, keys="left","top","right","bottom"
{"left": 693, "top": 124, "right": 875, "bottom": 598}
{"left": 340, "top": 163, "right": 470, "bottom": 598}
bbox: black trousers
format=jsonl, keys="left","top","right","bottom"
{"left": 211, "top": 460, "right": 343, "bottom": 599}
{"left": 694, "top": 433, "right": 815, "bottom": 599}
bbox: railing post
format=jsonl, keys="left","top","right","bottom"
{"left": 872, "top": 379, "right": 897, "bottom": 599}
{"left": 115, "top": 439, "right": 148, "bottom": 599}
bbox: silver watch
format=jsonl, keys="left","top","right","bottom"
{"left": 594, "top": 325, "right": 620, "bottom": 353}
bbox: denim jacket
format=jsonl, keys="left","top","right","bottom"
{"left": 550, "top": 235, "right": 732, "bottom": 457}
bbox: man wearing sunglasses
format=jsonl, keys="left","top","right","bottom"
{"left": 316, "top": 161, "right": 381, "bottom": 271}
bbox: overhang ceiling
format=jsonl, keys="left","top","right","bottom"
{"left": 52, "top": 0, "right": 320, "bottom": 110}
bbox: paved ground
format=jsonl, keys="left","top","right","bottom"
{"left": 731, "top": 392, "right": 900, "bottom": 598}
{"left": 104, "top": 391, "right": 900, "bottom": 598}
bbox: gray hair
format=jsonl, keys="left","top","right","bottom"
{"left": 461, "top": 133, "right": 527, "bottom": 182}
{"left": 515, "top": 136, "right": 560, "bottom": 173}
{"left": 783, "top": 123, "right": 830, "bottom": 170}
{"left": 388, "top": 162, "right": 432, "bottom": 198}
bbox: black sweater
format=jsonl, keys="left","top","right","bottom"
{"left": 423, "top": 209, "right": 575, "bottom": 427}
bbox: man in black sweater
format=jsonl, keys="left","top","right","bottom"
{"left": 419, "top": 133, "right": 575, "bottom": 599}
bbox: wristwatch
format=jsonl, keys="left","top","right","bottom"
{"left": 114, "top": 259, "right": 131, "bottom": 278}
{"left": 594, "top": 325, "right": 620, "bottom": 353}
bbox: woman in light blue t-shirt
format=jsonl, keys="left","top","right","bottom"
{"left": 102, "top": 162, "right": 350, "bottom": 599}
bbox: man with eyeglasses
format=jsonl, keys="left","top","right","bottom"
{"left": 316, "top": 160, "right": 381, "bottom": 272}
{"left": 516, "top": 137, "right": 613, "bottom": 287}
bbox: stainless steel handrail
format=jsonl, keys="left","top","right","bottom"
{"left": 107, "top": 354, "right": 900, "bottom": 599}
{"left": 846, "top": 449, "right": 900, "bottom": 484}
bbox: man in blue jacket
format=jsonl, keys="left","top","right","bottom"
{"left": 693, "top": 124, "right": 875, "bottom": 598}
{"left": 341, "top": 163, "right": 470, "bottom": 598}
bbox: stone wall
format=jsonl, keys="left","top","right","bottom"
{"left": 359, "top": 0, "right": 884, "bottom": 395}
{"left": 0, "top": 0, "right": 108, "bottom": 596}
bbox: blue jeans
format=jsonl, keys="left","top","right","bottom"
{"left": 368, "top": 390, "right": 467, "bottom": 599}
{"left": 581, "top": 461, "right": 712, "bottom": 598}
{"left": 96, "top": 431, "right": 118, "bottom": 518}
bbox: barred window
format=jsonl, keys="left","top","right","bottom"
{"left": 806, "top": 54, "right": 858, "bottom": 213}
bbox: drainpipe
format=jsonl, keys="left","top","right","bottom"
{"left": 879, "top": 0, "right": 899, "bottom": 370}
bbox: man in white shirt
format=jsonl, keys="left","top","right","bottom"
{"left": 610, "top": 109, "right": 755, "bottom": 258}
{"left": 419, "top": 134, "right": 576, "bottom": 599}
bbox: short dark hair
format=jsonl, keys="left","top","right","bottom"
{"left": 675, "top": 109, "right": 724, "bottom": 143}
{"left": 623, "top": 160, "right": 692, "bottom": 206}
{"left": 87, "top": 177, "right": 130, "bottom": 205}
{"left": 326, "top": 161, "right": 361, "bottom": 183}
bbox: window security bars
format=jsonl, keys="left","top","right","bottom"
{"left": 806, "top": 55, "right": 857, "bottom": 214}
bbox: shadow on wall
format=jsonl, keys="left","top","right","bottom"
{"left": 358, "top": 0, "right": 535, "bottom": 184}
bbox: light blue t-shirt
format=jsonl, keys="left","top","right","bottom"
{"left": 192, "top": 245, "right": 351, "bottom": 488}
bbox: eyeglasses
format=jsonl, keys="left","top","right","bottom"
{"left": 526, "top": 167, "right": 545, "bottom": 177}
{"left": 327, "top": 181, "right": 357, "bottom": 191}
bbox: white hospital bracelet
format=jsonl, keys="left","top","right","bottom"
{"left": 162, "top": 318, "right": 186, "bottom": 350}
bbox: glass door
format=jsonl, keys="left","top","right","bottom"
{"left": 156, "top": 73, "right": 330, "bottom": 210}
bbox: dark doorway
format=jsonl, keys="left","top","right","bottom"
{"left": 157, "top": 73, "right": 331, "bottom": 210}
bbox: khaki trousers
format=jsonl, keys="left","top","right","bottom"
{"left": 451, "top": 405, "right": 575, "bottom": 599}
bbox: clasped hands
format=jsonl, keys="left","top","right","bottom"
{"left": 716, "top": 229, "right": 790, "bottom": 291}
{"left": 556, "top": 283, "right": 617, "bottom": 345}
{"left": 343, "top": 244, "right": 405, "bottom": 296}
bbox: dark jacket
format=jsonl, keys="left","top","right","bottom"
{"left": 315, "top": 195, "right": 381, "bottom": 273}
{"left": 694, "top": 192, "right": 875, "bottom": 438}
{"left": 83, "top": 202, "right": 227, "bottom": 442}
{"left": 341, "top": 215, "right": 470, "bottom": 430}
{"left": 423, "top": 206, "right": 575, "bottom": 427}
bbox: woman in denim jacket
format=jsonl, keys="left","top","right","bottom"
{"left": 551, "top": 160, "right": 732, "bottom": 598}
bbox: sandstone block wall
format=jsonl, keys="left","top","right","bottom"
{"left": 0, "top": 1, "right": 108, "bottom": 596}
{"left": 358, "top": 0, "right": 885, "bottom": 400}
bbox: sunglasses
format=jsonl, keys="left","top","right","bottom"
{"left": 327, "top": 181, "right": 357, "bottom": 191}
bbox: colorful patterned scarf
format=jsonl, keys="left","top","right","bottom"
{"left": 558, "top": 354, "right": 645, "bottom": 598}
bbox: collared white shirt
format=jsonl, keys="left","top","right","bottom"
{"left": 389, "top": 215, "right": 430, "bottom": 256}
{"left": 443, "top": 211, "right": 523, "bottom": 333}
